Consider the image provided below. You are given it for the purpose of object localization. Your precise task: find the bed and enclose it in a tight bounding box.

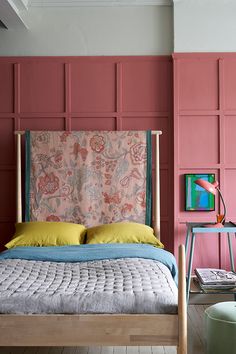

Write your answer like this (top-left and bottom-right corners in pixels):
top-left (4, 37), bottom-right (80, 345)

top-left (0, 131), bottom-right (186, 354)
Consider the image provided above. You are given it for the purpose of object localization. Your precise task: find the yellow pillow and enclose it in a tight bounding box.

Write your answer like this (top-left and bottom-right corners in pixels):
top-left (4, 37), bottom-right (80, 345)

top-left (86, 222), bottom-right (164, 248)
top-left (5, 221), bottom-right (86, 249)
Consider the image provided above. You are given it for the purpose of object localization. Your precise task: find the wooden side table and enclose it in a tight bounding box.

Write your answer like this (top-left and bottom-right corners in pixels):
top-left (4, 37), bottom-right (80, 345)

top-left (185, 222), bottom-right (236, 302)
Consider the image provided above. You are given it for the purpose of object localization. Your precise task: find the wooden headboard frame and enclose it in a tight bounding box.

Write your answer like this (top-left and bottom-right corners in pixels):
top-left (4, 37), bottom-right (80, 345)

top-left (14, 130), bottom-right (162, 239)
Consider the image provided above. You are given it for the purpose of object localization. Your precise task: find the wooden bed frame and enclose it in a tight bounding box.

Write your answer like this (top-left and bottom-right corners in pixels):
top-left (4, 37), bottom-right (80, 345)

top-left (0, 131), bottom-right (187, 354)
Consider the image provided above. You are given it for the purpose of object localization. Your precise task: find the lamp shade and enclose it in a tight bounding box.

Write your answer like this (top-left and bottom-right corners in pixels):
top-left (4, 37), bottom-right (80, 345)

top-left (194, 179), bottom-right (219, 195)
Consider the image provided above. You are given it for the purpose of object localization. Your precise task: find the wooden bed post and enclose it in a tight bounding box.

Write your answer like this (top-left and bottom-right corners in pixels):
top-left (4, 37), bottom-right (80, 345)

top-left (177, 244), bottom-right (187, 354)
top-left (16, 132), bottom-right (23, 223)
top-left (151, 130), bottom-right (162, 240)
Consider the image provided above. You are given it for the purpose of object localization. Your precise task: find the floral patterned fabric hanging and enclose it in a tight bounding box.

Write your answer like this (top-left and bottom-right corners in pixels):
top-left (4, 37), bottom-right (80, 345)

top-left (25, 131), bottom-right (152, 227)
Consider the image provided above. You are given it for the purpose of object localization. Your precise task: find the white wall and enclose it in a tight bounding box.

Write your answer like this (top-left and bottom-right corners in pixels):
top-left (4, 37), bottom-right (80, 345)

top-left (174, 0), bottom-right (236, 52)
top-left (0, 6), bottom-right (173, 55)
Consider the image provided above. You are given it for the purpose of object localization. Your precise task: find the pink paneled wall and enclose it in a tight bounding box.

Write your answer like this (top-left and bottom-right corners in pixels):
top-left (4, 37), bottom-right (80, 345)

top-left (2, 54), bottom-right (236, 266)
top-left (174, 53), bottom-right (236, 269)
top-left (0, 56), bottom-right (173, 251)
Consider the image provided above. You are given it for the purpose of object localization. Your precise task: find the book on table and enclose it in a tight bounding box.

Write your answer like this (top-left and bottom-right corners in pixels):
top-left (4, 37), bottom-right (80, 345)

top-left (194, 268), bottom-right (236, 290)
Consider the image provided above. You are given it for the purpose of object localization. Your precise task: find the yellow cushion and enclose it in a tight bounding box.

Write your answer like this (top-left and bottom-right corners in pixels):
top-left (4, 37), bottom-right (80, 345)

top-left (86, 222), bottom-right (164, 248)
top-left (5, 221), bottom-right (86, 249)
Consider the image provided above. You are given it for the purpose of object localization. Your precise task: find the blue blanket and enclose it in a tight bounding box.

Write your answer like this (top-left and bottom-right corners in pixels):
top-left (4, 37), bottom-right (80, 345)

top-left (0, 244), bottom-right (178, 284)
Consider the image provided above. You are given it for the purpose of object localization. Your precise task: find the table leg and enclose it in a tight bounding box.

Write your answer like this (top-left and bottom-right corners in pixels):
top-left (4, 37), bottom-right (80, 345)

top-left (229, 233), bottom-right (236, 301)
top-left (227, 233), bottom-right (235, 272)
top-left (185, 226), bottom-right (191, 257)
top-left (186, 233), bottom-right (196, 303)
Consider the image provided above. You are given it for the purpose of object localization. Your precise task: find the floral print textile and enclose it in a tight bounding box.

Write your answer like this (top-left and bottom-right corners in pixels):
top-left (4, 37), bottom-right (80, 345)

top-left (25, 131), bottom-right (152, 227)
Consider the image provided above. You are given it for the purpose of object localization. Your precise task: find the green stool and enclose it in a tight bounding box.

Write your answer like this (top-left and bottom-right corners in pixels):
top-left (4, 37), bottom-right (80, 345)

top-left (205, 302), bottom-right (236, 354)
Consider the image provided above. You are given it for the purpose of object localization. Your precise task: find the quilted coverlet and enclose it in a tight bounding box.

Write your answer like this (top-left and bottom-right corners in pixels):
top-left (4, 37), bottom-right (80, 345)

top-left (0, 258), bottom-right (177, 314)
top-left (0, 244), bottom-right (178, 314)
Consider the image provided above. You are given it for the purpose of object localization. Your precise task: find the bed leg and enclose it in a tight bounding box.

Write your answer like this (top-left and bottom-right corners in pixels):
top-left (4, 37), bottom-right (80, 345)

top-left (177, 244), bottom-right (187, 354)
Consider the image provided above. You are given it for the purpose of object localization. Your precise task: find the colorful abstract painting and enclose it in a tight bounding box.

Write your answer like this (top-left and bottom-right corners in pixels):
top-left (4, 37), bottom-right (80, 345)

top-left (185, 174), bottom-right (215, 211)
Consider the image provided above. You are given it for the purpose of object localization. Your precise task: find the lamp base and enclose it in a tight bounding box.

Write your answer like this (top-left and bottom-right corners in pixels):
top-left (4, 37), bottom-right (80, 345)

top-left (203, 222), bottom-right (224, 228)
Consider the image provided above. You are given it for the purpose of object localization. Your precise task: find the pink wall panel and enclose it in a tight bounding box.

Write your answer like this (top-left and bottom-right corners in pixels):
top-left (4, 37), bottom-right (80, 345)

top-left (0, 56), bottom-right (173, 251)
top-left (20, 62), bottom-right (65, 113)
top-left (121, 116), bottom-right (165, 130)
top-left (225, 116), bottom-right (236, 164)
top-left (174, 53), bottom-right (236, 270)
top-left (160, 169), bottom-right (169, 218)
top-left (20, 117), bottom-right (66, 130)
top-left (71, 117), bottom-right (116, 130)
top-left (0, 171), bottom-right (15, 218)
top-left (179, 116), bottom-right (219, 165)
top-left (0, 118), bottom-right (15, 165)
top-left (0, 223), bottom-right (15, 249)
top-left (224, 60), bottom-right (236, 110)
top-left (122, 60), bottom-right (171, 112)
top-left (71, 62), bottom-right (116, 113)
top-left (225, 169), bottom-right (236, 218)
top-left (0, 63), bottom-right (14, 113)
top-left (160, 222), bottom-right (169, 246)
top-left (178, 60), bottom-right (219, 111)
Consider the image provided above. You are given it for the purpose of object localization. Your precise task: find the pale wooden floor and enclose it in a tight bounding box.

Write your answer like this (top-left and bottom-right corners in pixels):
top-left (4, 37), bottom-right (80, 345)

top-left (0, 305), bottom-right (208, 354)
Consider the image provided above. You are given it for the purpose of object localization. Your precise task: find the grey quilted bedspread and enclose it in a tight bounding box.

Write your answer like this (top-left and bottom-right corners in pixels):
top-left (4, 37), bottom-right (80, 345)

top-left (0, 258), bottom-right (178, 314)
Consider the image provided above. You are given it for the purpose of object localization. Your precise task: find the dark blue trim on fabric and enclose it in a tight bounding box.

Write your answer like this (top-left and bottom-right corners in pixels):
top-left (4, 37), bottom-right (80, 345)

top-left (25, 130), bottom-right (31, 222)
top-left (145, 130), bottom-right (152, 226)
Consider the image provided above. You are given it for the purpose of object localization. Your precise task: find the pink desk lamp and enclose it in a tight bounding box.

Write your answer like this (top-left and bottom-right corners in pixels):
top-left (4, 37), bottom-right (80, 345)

top-left (194, 179), bottom-right (226, 228)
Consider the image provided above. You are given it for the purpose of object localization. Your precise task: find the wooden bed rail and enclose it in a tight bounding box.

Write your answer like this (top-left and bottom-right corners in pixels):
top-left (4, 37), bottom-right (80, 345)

top-left (14, 130), bottom-right (162, 240)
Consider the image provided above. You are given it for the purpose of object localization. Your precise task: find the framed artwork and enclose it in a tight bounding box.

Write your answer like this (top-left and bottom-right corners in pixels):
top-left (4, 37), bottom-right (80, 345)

top-left (185, 173), bottom-right (215, 211)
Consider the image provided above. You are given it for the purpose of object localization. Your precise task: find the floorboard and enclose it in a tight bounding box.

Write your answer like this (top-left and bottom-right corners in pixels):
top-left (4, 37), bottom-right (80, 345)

top-left (88, 348), bottom-right (102, 354)
top-left (151, 347), bottom-right (165, 354)
top-left (0, 305), bottom-right (207, 354)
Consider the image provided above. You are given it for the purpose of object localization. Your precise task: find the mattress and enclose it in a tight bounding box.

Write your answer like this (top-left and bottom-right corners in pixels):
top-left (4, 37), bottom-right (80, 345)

top-left (0, 257), bottom-right (178, 314)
